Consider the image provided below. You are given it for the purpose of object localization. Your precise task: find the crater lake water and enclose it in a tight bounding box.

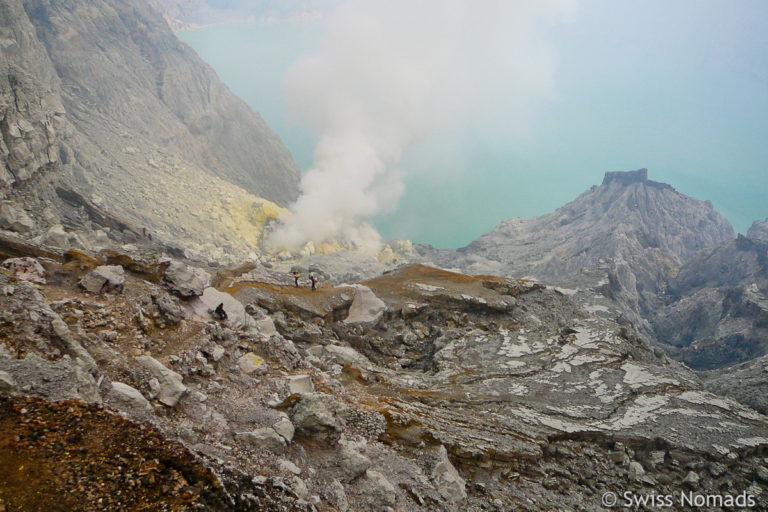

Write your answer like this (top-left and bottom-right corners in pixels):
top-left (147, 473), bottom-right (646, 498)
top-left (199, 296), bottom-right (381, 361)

top-left (178, 5), bottom-right (768, 249)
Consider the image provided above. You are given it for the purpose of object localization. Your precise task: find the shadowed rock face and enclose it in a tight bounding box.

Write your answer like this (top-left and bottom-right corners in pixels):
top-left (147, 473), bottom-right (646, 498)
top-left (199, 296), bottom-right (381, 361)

top-left (1, 0), bottom-right (300, 263)
top-left (0, 0), bottom-right (64, 195)
top-left (451, 170), bottom-right (734, 342)
top-left (20, 0), bottom-right (300, 206)
top-left (654, 235), bottom-right (768, 369)
top-left (748, 219), bottom-right (768, 242)
top-left (602, 167), bottom-right (650, 186)
top-left (704, 353), bottom-right (768, 415)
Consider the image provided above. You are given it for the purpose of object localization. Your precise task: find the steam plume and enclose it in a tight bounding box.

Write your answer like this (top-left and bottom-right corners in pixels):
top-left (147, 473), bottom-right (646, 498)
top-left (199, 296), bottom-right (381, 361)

top-left (270, 0), bottom-right (577, 251)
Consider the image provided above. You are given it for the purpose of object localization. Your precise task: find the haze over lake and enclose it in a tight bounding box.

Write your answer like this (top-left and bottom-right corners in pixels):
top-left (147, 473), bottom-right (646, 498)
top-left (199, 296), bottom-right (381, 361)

top-left (179, 0), bottom-right (768, 249)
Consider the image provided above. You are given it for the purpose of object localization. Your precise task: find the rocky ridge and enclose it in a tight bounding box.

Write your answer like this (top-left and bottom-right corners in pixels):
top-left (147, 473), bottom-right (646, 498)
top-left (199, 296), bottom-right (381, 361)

top-left (451, 169), bottom-right (734, 340)
top-left (747, 219), bottom-right (768, 242)
top-left (653, 233), bottom-right (768, 369)
top-left (0, 0), bottom-right (300, 265)
top-left (145, 0), bottom-right (323, 29)
top-left (3, 237), bottom-right (765, 511)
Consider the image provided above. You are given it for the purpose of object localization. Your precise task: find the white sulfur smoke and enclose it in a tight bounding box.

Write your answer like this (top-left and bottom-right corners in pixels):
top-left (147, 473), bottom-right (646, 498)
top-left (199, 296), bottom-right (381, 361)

top-left (269, 0), bottom-right (577, 252)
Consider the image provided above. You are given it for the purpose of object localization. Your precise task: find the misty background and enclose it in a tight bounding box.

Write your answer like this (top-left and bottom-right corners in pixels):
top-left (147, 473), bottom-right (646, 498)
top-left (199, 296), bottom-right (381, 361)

top-left (178, 0), bottom-right (768, 249)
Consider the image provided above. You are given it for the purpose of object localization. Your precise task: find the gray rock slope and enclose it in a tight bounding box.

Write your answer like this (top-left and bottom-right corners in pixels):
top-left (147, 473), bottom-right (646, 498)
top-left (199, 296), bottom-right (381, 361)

top-left (3, 249), bottom-right (768, 511)
top-left (447, 169), bottom-right (734, 341)
top-left (1, 0), bottom-right (300, 260)
top-left (747, 218), bottom-right (768, 242)
top-left (654, 231), bottom-right (768, 369)
top-left (146, 0), bottom-right (319, 29)
top-left (704, 353), bottom-right (768, 416)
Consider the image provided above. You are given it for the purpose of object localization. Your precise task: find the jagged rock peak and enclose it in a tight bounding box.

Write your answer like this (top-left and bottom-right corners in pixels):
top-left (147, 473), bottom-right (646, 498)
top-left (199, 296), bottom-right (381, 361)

top-left (602, 168), bottom-right (648, 185)
top-left (747, 218), bottom-right (768, 241)
top-left (601, 168), bottom-right (673, 191)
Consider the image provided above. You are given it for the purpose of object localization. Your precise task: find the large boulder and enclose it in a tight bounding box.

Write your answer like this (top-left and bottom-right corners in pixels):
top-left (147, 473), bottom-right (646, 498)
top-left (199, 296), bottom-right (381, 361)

top-left (79, 265), bottom-right (125, 293)
top-left (235, 428), bottom-right (286, 452)
top-left (163, 260), bottom-right (211, 297)
top-left (238, 352), bottom-right (266, 375)
top-left (0, 203), bottom-right (34, 233)
top-left (342, 284), bottom-right (386, 324)
top-left (189, 287), bottom-right (256, 331)
top-left (272, 415), bottom-right (295, 443)
top-left (430, 445), bottom-right (467, 506)
top-left (360, 470), bottom-right (397, 507)
top-left (109, 381), bottom-right (153, 413)
top-left (290, 392), bottom-right (343, 443)
top-left (284, 374), bottom-right (314, 395)
top-left (337, 439), bottom-right (371, 482)
top-left (152, 294), bottom-right (186, 325)
top-left (135, 356), bottom-right (187, 406)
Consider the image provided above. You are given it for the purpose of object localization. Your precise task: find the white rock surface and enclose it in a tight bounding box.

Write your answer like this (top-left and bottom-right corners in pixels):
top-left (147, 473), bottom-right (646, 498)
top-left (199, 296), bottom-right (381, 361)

top-left (109, 381), bottom-right (152, 412)
top-left (189, 287), bottom-right (256, 331)
top-left (135, 355), bottom-right (187, 406)
top-left (79, 265), bottom-right (125, 294)
top-left (285, 374), bottom-right (314, 395)
top-left (342, 284), bottom-right (386, 324)
top-left (163, 260), bottom-right (211, 297)
top-left (2, 257), bottom-right (46, 284)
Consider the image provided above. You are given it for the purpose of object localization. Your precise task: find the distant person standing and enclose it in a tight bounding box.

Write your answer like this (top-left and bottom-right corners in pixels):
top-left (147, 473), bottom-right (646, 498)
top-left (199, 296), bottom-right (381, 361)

top-left (309, 274), bottom-right (317, 291)
top-left (292, 270), bottom-right (301, 287)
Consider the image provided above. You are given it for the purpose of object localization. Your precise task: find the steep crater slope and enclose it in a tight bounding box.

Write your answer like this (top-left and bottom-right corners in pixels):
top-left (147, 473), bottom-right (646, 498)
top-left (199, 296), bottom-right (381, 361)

top-left (654, 233), bottom-right (768, 369)
top-left (452, 169), bottom-right (733, 340)
top-left (1, 0), bottom-right (300, 263)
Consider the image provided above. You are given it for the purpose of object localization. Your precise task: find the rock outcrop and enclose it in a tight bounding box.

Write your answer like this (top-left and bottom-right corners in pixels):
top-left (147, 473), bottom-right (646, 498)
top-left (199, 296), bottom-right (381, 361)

top-left (1, 0), bottom-right (300, 264)
top-left (135, 355), bottom-right (187, 407)
top-left (79, 265), bottom-right (126, 294)
top-left (2, 246), bottom-right (768, 511)
top-left (747, 218), bottom-right (768, 241)
top-left (455, 169), bottom-right (733, 336)
top-left (654, 234), bottom-right (768, 368)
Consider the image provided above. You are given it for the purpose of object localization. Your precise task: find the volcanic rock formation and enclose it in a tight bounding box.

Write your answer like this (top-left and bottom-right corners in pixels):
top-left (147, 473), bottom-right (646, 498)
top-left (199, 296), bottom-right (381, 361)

top-left (0, 0), bottom-right (300, 264)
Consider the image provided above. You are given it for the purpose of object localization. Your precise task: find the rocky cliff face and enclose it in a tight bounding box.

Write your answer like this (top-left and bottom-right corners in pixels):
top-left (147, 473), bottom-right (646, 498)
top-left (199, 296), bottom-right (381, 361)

top-left (747, 218), bottom-right (768, 241)
top-left (0, 0), bottom-right (65, 195)
top-left (28, 0), bottom-right (300, 205)
top-left (0, 0), bottom-right (300, 264)
top-left (451, 169), bottom-right (734, 340)
top-left (654, 233), bottom-right (768, 369)
top-left (145, 0), bottom-right (321, 29)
